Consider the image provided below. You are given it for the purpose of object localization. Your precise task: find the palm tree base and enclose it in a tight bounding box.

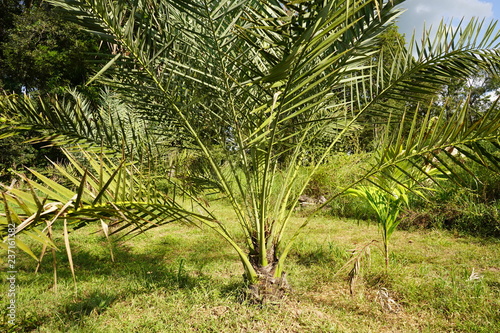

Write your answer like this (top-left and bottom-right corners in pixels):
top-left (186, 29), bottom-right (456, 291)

top-left (247, 272), bottom-right (290, 304)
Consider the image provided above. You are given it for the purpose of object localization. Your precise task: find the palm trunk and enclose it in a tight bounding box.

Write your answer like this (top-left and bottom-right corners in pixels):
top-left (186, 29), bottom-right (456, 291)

top-left (246, 245), bottom-right (290, 303)
top-left (218, 228), bottom-right (290, 303)
top-left (384, 240), bottom-right (389, 272)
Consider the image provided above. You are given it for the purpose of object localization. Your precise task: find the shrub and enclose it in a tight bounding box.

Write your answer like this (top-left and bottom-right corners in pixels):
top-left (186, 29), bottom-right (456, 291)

top-left (303, 152), bottom-right (375, 219)
top-left (401, 161), bottom-right (500, 237)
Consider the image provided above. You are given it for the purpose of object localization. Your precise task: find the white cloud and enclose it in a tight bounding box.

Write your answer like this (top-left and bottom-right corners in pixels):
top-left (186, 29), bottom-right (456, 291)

top-left (414, 5), bottom-right (431, 14)
top-left (396, 0), bottom-right (494, 40)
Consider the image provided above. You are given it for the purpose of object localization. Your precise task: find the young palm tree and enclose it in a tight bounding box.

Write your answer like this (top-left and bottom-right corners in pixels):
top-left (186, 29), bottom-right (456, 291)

top-left (2, 0), bottom-right (500, 301)
top-left (347, 145), bottom-right (446, 271)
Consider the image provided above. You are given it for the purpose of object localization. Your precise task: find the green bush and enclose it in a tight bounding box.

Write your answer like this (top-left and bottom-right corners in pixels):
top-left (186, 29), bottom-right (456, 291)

top-left (400, 160), bottom-right (500, 237)
top-left (301, 153), bottom-right (376, 219)
top-left (400, 202), bottom-right (500, 237)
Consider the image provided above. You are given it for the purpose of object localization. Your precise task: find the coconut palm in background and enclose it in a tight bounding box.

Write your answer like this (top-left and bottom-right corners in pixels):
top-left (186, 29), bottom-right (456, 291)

top-left (2, 0), bottom-right (500, 301)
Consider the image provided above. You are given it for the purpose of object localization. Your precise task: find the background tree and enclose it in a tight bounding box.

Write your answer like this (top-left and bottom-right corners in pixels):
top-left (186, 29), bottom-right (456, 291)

top-left (0, 2), bottom-right (101, 93)
top-left (437, 70), bottom-right (500, 120)
top-left (0, 1), bottom-right (107, 180)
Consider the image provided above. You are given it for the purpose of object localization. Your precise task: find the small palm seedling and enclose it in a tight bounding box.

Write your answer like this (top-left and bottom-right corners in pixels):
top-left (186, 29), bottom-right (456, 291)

top-left (347, 184), bottom-right (405, 271)
top-left (347, 130), bottom-right (447, 270)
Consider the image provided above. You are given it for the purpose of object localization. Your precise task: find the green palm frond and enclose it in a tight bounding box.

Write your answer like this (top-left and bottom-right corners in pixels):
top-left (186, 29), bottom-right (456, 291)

top-left (1, 144), bottom-right (256, 278)
top-left (1, 192), bottom-right (58, 262)
top-left (375, 97), bottom-right (500, 188)
top-left (0, 90), bottom-right (166, 159)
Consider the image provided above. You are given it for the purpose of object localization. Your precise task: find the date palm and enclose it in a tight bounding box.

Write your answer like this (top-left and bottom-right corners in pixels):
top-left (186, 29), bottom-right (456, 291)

top-left (2, 0), bottom-right (500, 301)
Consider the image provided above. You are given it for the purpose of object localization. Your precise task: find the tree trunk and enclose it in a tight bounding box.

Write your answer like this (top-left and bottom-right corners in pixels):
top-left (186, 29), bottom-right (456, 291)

top-left (247, 267), bottom-right (290, 304)
top-left (384, 240), bottom-right (389, 271)
top-left (246, 248), bottom-right (291, 303)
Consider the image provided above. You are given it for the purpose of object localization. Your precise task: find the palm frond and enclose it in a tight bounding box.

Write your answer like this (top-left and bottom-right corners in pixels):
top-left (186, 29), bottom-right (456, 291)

top-left (0, 90), bottom-right (166, 160)
top-left (377, 98), bottom-right (500, 188)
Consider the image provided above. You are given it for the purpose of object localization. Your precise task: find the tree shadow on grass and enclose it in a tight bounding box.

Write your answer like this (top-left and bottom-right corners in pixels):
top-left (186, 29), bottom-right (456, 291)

top-left (14, 229), bottom-right (248, 331)
top-left (34, 238), bottom-right (220, 290)
top-left (64, 291), bottom-right (118, 318)
top-left (290, 243), bottom-right (350, 267)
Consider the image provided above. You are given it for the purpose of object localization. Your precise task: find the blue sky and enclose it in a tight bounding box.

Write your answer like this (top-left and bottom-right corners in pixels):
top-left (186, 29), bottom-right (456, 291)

top-left (396, 0), bottom-right (500, 40)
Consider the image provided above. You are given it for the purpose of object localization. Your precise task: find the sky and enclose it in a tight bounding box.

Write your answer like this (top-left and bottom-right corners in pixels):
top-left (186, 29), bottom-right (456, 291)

top-left (396, 0), bottom-right (500, 41)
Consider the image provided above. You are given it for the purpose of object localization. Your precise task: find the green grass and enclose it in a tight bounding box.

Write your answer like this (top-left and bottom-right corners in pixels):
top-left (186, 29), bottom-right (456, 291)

top-left (1, 203), bottom-right (499, 332)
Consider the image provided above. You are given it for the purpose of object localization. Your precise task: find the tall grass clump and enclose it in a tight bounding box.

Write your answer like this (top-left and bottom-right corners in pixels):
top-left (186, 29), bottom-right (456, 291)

top-left (303, 153), bottom-right (376, 220)
top-left (401, 160), bottom-right (500, 237)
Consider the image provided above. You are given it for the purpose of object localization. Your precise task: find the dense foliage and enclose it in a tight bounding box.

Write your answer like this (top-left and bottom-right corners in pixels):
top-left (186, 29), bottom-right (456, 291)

top-left (0, 1), bottom-right (106, 179)
top-left (0, 2), bottom-right (100, 93)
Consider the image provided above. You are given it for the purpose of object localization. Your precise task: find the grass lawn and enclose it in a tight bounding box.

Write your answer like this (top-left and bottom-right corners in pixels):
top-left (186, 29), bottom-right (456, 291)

top-left (1, 203), bottom-right (499, 332)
